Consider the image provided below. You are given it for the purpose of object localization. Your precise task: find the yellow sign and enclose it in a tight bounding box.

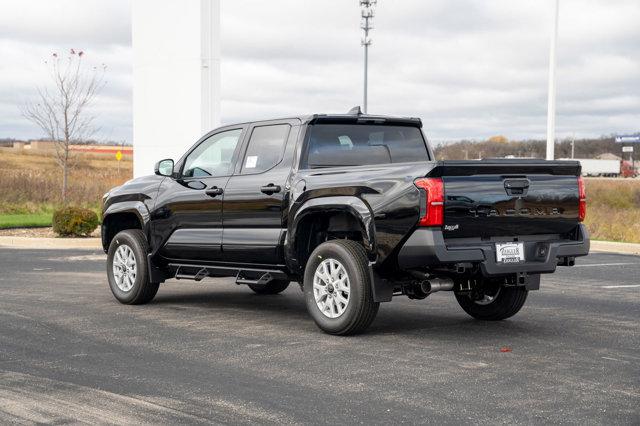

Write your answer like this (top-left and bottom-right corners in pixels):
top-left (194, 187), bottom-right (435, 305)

top-left (115, 150), bottom-right (122, 161)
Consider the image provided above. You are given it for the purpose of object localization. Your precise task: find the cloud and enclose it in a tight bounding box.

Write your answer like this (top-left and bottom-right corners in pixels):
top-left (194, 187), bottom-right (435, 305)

top-left (0, 0), bottom-right (131, 46)
top-left (0, 0), bottom-right (638, 143)
top-left (0, 0), bottom-right (132, 142)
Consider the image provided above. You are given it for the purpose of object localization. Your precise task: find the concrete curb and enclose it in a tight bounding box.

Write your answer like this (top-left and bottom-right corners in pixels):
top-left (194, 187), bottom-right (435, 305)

top-left (0, 236), bottom-right (102, 250)
top-left (590, 240), bottom-right (640, 256)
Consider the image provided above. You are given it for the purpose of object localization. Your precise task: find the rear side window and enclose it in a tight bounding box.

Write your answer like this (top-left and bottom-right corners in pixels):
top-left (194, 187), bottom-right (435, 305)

top-left (241, 124), bottom-right (291, 174)
top-left (302, 124), bottom-right (429, 169)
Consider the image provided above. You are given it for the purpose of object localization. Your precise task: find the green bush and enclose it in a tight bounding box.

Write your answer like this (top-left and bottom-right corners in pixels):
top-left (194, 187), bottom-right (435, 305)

top-left (52, 206), bottom-right (99, 237)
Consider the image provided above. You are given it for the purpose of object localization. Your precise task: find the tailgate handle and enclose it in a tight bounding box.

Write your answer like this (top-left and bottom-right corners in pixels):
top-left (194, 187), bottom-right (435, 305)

top-left (504, 179), bottom-right (530, 196)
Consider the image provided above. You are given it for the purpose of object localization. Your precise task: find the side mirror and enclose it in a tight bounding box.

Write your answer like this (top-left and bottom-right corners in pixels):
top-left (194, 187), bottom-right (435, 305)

top-left (154, 159), bottom-right (174, 177)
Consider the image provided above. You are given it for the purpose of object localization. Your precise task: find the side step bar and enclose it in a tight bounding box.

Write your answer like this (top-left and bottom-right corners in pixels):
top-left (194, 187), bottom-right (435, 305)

top-left (168, 263), bottom-right (289, 285)
top-left (236, 272), bottom-right (274, 286)
top-left (175, 267), bottom-right (210, 281)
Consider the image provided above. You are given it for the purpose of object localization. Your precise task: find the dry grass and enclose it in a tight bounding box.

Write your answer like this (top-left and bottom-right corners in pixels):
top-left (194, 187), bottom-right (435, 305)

top-left (0, 148), bottom-right (132, 215)
top-left (583, 179), bottom-right (640, 243)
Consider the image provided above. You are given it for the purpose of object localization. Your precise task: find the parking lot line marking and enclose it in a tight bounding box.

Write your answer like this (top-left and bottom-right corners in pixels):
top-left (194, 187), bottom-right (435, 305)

top-left (600, 285), bottom-right (640, 289)
top-left (574, 262), bottom-right (638, 267)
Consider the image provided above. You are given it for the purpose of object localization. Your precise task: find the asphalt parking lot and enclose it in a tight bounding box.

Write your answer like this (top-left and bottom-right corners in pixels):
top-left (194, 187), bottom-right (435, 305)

top-left (0, 248), bottom-right (638, 424)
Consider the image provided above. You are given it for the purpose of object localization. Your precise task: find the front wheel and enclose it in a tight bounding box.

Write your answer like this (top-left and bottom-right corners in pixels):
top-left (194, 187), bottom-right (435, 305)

top-left (303, 240), bottom-right (379, 335)
top-left (107, 229), bottom-right (159, 305)
top-left (455, 284), bottom-right (528, 321)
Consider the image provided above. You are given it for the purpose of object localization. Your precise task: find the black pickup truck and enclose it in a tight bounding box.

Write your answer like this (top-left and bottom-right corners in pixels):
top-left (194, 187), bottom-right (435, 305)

top-left (102, 110), bottom-right (589, 335)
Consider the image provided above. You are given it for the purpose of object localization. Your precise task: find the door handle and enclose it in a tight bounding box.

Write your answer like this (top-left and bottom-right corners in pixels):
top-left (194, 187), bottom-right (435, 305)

top-left (205, 186), bottom-right (224, 197)
top-left (260, 183), bottom-right (281, 195)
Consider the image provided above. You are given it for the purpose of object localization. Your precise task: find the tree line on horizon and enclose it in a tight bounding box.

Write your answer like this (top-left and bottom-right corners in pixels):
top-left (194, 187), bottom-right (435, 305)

top-left (433, 135), bottom-right (637, 160)
top-left (3, 134), bottom-right (634, 160)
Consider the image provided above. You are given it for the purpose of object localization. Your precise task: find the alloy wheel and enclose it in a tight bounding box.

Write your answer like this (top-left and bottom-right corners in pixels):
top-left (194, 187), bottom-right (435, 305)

top-left (313, 258), bottom-right (351, 318)
top-left (112, 244), bottom-right (137, 292)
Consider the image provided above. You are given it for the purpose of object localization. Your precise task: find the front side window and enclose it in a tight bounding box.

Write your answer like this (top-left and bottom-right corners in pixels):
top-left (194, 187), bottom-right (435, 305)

top-left (182, 129), bottom-right (242, 178)
top-left (241, 124), bottom-right (291, 174)
top-left (302, 124), bottom-right (429, 169)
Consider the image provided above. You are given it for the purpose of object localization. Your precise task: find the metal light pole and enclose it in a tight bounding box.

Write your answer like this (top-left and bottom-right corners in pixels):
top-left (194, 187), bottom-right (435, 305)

top-left (360, 0), bottom-right (376, 114)
top-left (546, 0), bottom-right (559, 160)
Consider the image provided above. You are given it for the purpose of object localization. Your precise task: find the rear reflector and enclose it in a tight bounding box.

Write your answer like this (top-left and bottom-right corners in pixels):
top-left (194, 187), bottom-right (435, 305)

top-left (577, 176), bottom-right (586, 222)
top-left (414, 177), bottom-right (444, 226)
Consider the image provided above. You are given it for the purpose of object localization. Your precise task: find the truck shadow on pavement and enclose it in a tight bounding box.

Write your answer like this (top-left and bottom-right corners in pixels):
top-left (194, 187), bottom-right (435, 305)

top-left (151, 288), bottom-right (309, 317)
top-left (148, 287), bottom-right (541, 338)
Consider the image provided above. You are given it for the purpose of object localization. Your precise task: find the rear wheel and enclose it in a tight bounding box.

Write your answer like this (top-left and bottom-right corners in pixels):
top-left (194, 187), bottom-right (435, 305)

top-left (107, 229), bottom-right (159, 305)
top-left (303, 240), bottom-right (379, 335)
top-left (248, 280), bottom-right (290, 295)
top-left (455, 283), bottom-right (528, 320)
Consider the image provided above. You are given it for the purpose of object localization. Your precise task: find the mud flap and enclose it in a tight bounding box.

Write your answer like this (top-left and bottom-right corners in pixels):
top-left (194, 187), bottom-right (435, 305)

top-left (369, 263), bottom-right (393, 302)
top-left (147, 254), bottom-right (167, 284)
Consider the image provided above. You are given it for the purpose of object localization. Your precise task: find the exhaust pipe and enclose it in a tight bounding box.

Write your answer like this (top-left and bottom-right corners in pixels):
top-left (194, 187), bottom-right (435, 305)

top-left (420, 278), bottom-right (454, 294)
top-left (405, 278), bottom-right (455, 299)
top-left (407, 271), bottom-right (454, 297)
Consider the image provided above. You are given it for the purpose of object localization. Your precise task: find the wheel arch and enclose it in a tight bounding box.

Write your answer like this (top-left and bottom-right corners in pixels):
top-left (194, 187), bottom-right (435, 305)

top-left (101, 202), bottom-right (149, 252)
top-left (287, 196), bottom-right (376, 274)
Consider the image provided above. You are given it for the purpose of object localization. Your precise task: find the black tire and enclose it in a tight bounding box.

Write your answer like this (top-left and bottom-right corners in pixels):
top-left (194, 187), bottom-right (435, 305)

top-left (455, 285), bottom-right (528, 321)
top-left (248, 280), bottom-right (290, 295)
top-left (107, 229), bottom-right (159, 305)
top-left (303, 240), bottom-right (379, 335)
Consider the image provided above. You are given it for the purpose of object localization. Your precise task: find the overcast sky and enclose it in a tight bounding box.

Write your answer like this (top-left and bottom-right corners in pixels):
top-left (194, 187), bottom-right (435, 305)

top-left (0, 0), bottom-right (638, 143)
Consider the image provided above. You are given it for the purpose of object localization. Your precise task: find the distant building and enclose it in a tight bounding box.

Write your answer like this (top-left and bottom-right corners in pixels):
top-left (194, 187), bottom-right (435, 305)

top-left (17, 140), bottom-right (133, 155)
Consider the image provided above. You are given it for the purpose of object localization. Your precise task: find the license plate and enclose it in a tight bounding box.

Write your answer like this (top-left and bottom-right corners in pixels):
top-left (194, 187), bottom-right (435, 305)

top-left (495, 242), bottom-right (525, 263)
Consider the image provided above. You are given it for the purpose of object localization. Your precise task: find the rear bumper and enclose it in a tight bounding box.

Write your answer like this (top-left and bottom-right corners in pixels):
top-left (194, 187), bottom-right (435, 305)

top-left (397, 224), bottom-right (590, 276)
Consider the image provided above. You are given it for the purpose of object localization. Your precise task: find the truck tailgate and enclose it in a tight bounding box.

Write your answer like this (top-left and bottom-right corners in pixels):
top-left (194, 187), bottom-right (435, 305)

top-left (427, 160), bottom-right (582, 239)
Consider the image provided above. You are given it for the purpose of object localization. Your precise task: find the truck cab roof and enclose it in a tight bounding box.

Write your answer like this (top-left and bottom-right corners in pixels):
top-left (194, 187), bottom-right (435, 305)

top-left (221, 111), bottom-right (423, 129)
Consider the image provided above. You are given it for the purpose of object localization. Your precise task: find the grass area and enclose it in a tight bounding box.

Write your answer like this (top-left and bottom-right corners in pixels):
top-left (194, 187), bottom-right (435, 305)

top-left (0, 212), bottom-right (53, 229)
top-left (0, 148), bottom-right (131, 216)
top-left (0, 148), bottom-right (129, 232)
top-left (583, 179), bottom-right (640, 243)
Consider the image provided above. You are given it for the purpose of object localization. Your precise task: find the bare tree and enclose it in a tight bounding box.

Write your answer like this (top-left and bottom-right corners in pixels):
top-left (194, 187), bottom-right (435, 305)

top-left (22, 49), bottom-right (105, 203)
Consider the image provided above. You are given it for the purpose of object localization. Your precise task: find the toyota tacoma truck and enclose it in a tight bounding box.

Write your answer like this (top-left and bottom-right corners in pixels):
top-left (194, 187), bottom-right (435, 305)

top-left (102, 109), bottom-right (589, 335)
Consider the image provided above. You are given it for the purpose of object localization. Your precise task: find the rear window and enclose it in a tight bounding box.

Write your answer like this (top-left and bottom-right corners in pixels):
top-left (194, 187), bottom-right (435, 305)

top-left (241, 124), bottom-right (290, 174)
top-left (302, 124), bottom-right (429, 168)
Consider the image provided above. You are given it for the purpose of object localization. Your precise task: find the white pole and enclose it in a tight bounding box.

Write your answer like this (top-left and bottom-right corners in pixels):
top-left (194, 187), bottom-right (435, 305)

top-left (363, 41), bottom-right (368, 113)
top-left (571, 137), bottom-right (575, 159)
top-left (360, 1), bottom-right (375, 114)
top-left (546, 0), bottom-right (559, 160)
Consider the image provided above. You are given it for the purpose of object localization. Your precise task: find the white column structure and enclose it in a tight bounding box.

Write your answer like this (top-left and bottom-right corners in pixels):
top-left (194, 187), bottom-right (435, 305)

top-left (132, 0), bottom-right (221, 177)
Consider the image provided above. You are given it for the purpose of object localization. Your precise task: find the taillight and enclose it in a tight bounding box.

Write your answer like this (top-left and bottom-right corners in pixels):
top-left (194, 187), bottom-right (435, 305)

top-left (577, 176), bottom-right (586, 222)
top-left (414, 177), bottom-right (444, 226)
